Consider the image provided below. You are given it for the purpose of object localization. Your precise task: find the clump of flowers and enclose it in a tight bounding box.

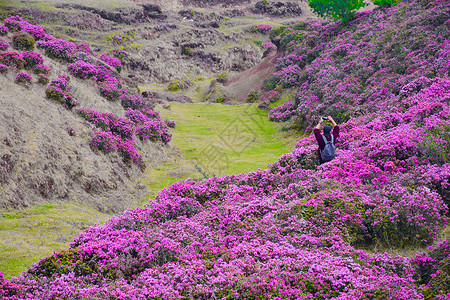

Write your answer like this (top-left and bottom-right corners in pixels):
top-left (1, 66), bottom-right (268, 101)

top-left (99, 54), bottom-right (122, 73)
top-left (258, 24), bottom-right (272, 34)
top-left (45, 77), bottom-right (78, 109)
top-left (37, 38), bottom-right (90, 63)
top-left (98, 82), bottom-right (123, 101)
top-left (246, 89), bottom-right (259, 103)
top-left (12, 31), bottom-right (35, 50)
top-left (261, 41), bottom-right (275, 49)
top-left (0, 51), bottom-right (24, 69)
top-left (0, 26), bottom-right (8, 36)
top-left (0, 39), bottom-right (9, 50)
top-left (90, 130), bottom-right (117, 153)
top-left (3, 15), bottom-right (23, 32)
top-left (14, 71), bottom-right (32, 86)
top-left (36, 74), bottom-right (49, 85)
top-left (20, 23), bottom-right (46, 41)
top-left (67, 60), bottom-right (111, 82)
top-left (165, 119), bottom-right (176, 128)
top-left (21, 51), bottom-right (43, 69)
top-left (32, 63), bottom-right (52, 75)
top-left (0, 64), bottom-right (8, 74)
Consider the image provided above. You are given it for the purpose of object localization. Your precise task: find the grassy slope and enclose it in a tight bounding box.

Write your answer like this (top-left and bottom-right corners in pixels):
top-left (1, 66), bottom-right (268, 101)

top-left (141, 102), bottom-right (301, 203)
top-left (0, 203), bottom-right (110, 279)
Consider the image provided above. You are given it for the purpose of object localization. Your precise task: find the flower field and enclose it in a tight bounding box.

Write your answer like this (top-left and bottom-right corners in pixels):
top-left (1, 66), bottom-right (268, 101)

top-left (1, 0), bottom-right (450, 299)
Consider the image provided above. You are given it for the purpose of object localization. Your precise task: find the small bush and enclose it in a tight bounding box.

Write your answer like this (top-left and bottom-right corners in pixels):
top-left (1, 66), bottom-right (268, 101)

top-left (246, 89), bottom-right (259, 103)
top-left (45, 86), bottom-right (65, 102)
top-left (0, 26), bottom-right (9, 36)
top-left (21, 23), bottom-right (46, 41)
top-left (90, 131), bottom-right (117, 153)
top-left (0, 64), bottom-right (8, 74)
top-left (0, 51), bottom-right (24, 69)
top-left (168, 80), bottom-right (182, 91)
top-left (258, 24), bottom-right (272, 34)
top-left (12, 31), bottom-right (35, 50)
top-left (99, 54), bottom-right (122, 73)
top-left (49, 77), bottom-right (69, 91)
top-left (66, 126), bottom-right (76, 136)
top-left (98, 82), bottom-right (123, 101)
top-left (4, 16), bottom-right (23, 32)
top-left (0, 39), bottom-right (9, 50)
top-left (62, 94), bottom-right (79, 109)
top-left (37, 74), bottom-right (49, 85)
top-left (32, 63), bottom-right (52, 75)
top-left (58, 74), bottom-right (70, 82)
top-left (14, 72), bottom-right (32, 85)
top-left (22, 51), bottom-right (43, 69)
top-left (166, 119), bottom-right (177, 128)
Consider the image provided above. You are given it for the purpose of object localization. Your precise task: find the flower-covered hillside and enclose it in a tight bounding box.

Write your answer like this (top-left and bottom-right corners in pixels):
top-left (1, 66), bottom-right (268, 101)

top-left (0, 15), bottom-right (175, 212)
top-left (1, 0), bottom-right (450, 299)
top-left (269, 0), bottom-right (449, 128)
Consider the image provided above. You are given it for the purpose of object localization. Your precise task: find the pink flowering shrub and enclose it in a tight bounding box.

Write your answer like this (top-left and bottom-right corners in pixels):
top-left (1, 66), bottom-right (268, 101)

top-left (99, 54), bottom-right (122, 73)
top-left (116, 138), bottom-right (145, 170)
top-left (76, 108), bottom-right (133, 140)
top-left (90, 130), bottom-right (117, 153)
top-left (67, 60), bottom-right (112, 82)
top-left (14, 72), bottom-right (32, 85)
top-left (411, 240), bottom-right (450, 299)
top-left (37, 38), bottom-right (90, 62)
top-left (261, 41), bottom-right (275, 49)
top-left (3, 15), bottom-right (23, 32)
top-left (98, 82), bottom-right (123, 101)
top-left (20, 23), bottom-right (46, 41)
top-left (0, 39), bottom-right (9, 51)
top-left (0, 64), bottom-right (8, 73)
top-left (136, 120), bottom-right (172, 144)
top-left (36, 74), bottom-right (49, 85)
top-left (165, 119), bottom-right (176, 128)
top-left (32, 63), bottom-right (51, 75)
top-left (45, 77), bottom-right (79, 109)
top-left (0, 26), bottom-right (8, 36)
top-left (0, 51), bottom-right (24, 69)
top-left (258, 24), bottom-right (272, 34)
top-left (21, 51), bottom-right (43, 69)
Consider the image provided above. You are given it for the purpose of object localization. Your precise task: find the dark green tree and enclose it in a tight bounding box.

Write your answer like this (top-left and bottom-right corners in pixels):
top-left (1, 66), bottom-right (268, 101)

top-left (308, 0), bottom-right (368, 22)
top-left (372, 0), bottom-right (401, 7)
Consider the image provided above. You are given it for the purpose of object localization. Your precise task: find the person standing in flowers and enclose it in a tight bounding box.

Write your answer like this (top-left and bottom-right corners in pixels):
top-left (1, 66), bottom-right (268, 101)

top-left (314, 115), bottom-right (339, 164)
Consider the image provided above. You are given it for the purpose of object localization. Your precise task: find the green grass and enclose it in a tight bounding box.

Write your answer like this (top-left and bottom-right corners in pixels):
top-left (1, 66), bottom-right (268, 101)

top-left (140, 103), bottom-right (300, 204)
top-left (0, 203), bottom-right (110, 279)
top-left (164, 103), bottom-right (300, 175)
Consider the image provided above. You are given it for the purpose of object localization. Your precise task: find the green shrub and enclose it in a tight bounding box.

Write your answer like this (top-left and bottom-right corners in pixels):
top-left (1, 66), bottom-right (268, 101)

top-left (168, 80), bottom-right (181, 91)
top-left (37, 74), bottom-right (49, 85)
top-left (246, 89), bottom-right (259, 103)
top-left (308, 0), bottom-right (368, 22)
top-left (183, 47), bottom-right (191, 55)
top-left (12, 31), bottom-right (35, 50)
top-left (263, 75), bottom-right (281, 91)
top-left (372, 0), bottom-right (402, 7)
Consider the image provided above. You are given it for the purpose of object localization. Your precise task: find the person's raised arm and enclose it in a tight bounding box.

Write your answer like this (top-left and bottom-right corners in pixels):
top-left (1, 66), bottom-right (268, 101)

top-left (328, 116), bottom-right (337, 127)
top-left (314, 119), bottom-right (323, 130)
